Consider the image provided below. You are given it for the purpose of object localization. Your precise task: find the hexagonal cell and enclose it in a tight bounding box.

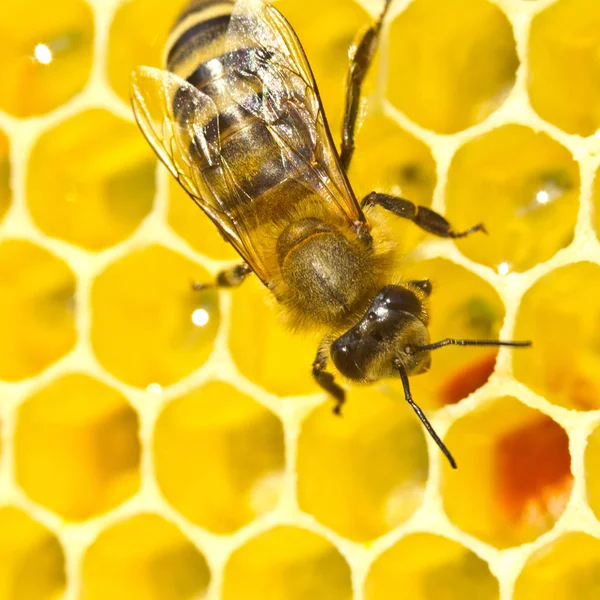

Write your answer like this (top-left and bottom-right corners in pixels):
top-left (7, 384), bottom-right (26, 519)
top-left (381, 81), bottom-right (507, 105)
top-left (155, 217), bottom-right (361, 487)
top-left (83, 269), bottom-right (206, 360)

top-left (514, 262), bottom-right (600, 410)
top-left (27, 109), bottom-right (156, 251)
top-left (514, 533), bottom-right (600, 599)
top-left (397, 258), bottom-right (507, 409)
top-left (81, 513), bottom-right (210, 600)
top-left (91, 244), bottom-right (220, 389)
top-left (528, 0), bottom-right (600, 136)
top-left (0, 506), bottom-right (65, 599)
top-left (0, 129), bottom-right (10, 224)
top-left (0, 0), bottom-right (93, 117)
top-left (365, 533), bottom-right (499, 600)
top-left (0, 240), bottom-right (76, 381)
top-left (222, 526), bottom-right (351, 600)
top-left (442, 397), bottom-right (572, 548)
top-left (349, 111), bottom-right (437, 256)
top-left (154, 380), bottom-right (284, 533)
top-left (584, 423), bottom-right (600, 521)
top-left (230, 277), bottom-right (319, 396)
top-left (108, 0), bottom-right (189, 103)
top-left (168, 179), bottom-right (239, 261)
top-left (446, 125), bottom-right (579, 273)
top-left (387, 0), bottom-right (518, 134)
top-left (297, 387), bottom-right (428, 542)
top-left (14, 373), bottom-right (140, 521)
top-left (277, 0), bottom-right (371, 145)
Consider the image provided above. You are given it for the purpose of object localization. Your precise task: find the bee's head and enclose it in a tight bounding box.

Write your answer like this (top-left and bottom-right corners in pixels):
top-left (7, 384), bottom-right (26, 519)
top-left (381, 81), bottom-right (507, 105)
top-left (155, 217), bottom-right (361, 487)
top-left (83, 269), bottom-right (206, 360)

top-left (331, 283), bottom-right (432, 382)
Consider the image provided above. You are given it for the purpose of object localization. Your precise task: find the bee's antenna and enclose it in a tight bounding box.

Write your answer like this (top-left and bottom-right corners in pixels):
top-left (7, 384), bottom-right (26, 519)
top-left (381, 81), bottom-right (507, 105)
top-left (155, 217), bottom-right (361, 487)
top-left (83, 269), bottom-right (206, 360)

top-left (412, 338), bottom-right (532, 352)
top-left (395, 361), bottom-right (457, 469)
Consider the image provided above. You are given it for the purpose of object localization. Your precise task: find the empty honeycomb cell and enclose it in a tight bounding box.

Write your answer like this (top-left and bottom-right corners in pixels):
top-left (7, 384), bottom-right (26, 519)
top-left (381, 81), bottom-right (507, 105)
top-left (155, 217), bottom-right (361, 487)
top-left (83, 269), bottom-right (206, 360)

top-left (0, 0), bottom-right (93, 117)
top-left (167, 179), bottom-right (239, 261)
top-left (0, 239), bottom-right (76, 381)
top-left (514, 262), bottom-right (600, 410)
top-left (81, 513), bottom-right (210, 600)
top-left (14, 373), bottom-right (140, 521)
top-left (387, 0), bottom-right (518, 134)
top-left (397, 258), bottom-right (506, 409)
top-left (584, 424), bottom-right (600, 520)
top-left (91, 244), bottom-right (220, 389)
top-left (230, 277), bottom-right (319, 396)
top-left (349, 111), bottom-right (437, 256)
top-left (0, 506), bottom-right (65, 599)
top-left (276, 0), bottom-right (370, 145)
top-left (297, 387), bottom-right (428, 542)
top-left (514, 532), bottom-right (600, 599)
top-left (0, 129), bottom-right (10, 224)
top-left (154, 380), bottom-right (284, 534)
top-left (27, 109), bottom-right (156, 251)
top-left (528, 0), bottom-right (600, 136)
top-left (108, 0), bottom-right (189, 103)
top-left (442, 396), bottom-right (572, 548)
top-left (365, 533), bottom-right (499, 600)
top-left (222, 525), bottom-right (351, 600)
top-left (445, 125), bottom-right (579, 273)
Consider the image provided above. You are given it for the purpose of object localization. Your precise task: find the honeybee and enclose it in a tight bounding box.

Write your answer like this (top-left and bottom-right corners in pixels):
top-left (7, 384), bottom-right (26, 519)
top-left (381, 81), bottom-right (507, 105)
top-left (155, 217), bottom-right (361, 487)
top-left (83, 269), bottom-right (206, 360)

top-left (131, 0), bottom-right (530, 468)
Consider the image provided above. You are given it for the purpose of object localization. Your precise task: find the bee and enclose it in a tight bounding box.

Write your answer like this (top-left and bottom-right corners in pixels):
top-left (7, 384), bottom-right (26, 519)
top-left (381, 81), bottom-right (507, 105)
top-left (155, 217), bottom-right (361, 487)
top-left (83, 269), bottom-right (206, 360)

top-left (131, 0), bottom-right (531, 468)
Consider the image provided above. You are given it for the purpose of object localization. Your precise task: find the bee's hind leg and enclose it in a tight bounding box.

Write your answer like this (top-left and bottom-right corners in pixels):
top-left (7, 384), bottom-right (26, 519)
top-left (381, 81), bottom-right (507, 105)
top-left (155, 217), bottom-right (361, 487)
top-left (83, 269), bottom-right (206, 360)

top-left (312, 344), bottom-right (346, 416)
top-left (361, 192), bottom-right (487, 239)
top-left (192, 262), bottom-right (252, 290)
top-left (339, 0), bottom-right (393, 172)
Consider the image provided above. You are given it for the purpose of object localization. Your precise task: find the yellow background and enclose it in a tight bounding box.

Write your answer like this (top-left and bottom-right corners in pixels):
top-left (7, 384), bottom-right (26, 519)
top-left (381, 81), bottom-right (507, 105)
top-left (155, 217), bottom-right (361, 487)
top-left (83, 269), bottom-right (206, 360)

top-left (1, 0), bottom-right (600, 598)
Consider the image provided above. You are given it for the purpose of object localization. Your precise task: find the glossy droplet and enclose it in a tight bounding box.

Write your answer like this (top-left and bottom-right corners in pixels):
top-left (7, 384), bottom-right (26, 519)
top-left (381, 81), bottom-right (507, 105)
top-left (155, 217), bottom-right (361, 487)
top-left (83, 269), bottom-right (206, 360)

top-left (91, 245), bottom-right (220, 388)
top-left (0, 0), bottom-right (93, 116)
top-left (446, 125), bottom-right (579, 272)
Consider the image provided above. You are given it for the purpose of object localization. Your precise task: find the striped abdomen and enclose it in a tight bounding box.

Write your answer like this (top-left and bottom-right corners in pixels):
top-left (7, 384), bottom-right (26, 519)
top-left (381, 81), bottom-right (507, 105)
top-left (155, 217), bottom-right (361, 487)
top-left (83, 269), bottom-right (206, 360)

top-left (165, 0), bottom-right (234, 78)
top-left (164, 0), bottom-right (319, 229)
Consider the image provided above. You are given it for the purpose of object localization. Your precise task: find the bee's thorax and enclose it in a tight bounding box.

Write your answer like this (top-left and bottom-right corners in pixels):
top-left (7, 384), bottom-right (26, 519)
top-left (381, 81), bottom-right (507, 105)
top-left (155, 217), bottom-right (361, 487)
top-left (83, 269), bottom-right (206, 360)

top-left (277, 218), bottom-right (380, 327)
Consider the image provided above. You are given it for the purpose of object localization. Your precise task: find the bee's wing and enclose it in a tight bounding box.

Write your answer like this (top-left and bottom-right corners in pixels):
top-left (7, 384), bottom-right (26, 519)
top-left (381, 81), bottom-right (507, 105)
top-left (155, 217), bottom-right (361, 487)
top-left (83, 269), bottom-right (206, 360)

top-left (131, 65), bottom-right (270, 284)
top-left (223, 0), bottom-right (365, 225)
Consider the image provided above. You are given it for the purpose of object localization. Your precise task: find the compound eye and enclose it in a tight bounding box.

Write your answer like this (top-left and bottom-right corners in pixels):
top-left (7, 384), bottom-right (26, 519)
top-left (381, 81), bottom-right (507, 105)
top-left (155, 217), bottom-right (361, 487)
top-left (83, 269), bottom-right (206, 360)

top-left (331, 335), bottom-right (363, 380)
top-left (383, 286), bottom-right (422, 316)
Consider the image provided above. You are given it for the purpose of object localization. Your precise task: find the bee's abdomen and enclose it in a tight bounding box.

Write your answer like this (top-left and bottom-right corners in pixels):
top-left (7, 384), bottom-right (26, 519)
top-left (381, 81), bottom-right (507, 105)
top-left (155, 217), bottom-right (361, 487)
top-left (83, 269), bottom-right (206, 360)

top-left (165, 0), bottom-right (234, 79)
top-left (166, 1), bottom-right (314, 225)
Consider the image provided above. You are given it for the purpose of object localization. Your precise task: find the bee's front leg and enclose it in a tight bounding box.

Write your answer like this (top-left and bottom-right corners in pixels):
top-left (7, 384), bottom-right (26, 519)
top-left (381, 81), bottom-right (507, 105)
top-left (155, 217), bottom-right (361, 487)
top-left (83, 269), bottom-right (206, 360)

top-left (312, 344), bottom-right (346, 416)
top-left (192, 262), bottom-right (252, 291)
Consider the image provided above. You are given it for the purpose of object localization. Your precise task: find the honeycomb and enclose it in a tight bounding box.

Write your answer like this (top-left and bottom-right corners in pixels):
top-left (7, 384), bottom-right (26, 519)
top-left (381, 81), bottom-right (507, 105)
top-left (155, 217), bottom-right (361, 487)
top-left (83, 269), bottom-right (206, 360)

top-left (1, 0), bottom-right (600, 597)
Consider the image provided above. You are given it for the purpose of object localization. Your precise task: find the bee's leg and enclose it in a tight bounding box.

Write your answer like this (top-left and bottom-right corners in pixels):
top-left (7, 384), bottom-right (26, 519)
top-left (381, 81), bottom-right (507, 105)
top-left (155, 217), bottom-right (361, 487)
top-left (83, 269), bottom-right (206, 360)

top-left (361, 192), bottom-right (486, 239)
top-left (192, 262), bottom-right (252, 290)
top-left (340, 0), bottom-right (392, 172)
top-left (312, 345), bottom-right (346, 416)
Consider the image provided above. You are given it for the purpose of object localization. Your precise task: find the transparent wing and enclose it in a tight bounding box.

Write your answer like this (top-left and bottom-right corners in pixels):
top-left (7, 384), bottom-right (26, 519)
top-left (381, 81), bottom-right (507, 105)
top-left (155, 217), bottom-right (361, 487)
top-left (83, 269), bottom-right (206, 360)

top-left (223, 0), bottom-right (365, 225)
top-left (131, 65), bottom-right (271, 284)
